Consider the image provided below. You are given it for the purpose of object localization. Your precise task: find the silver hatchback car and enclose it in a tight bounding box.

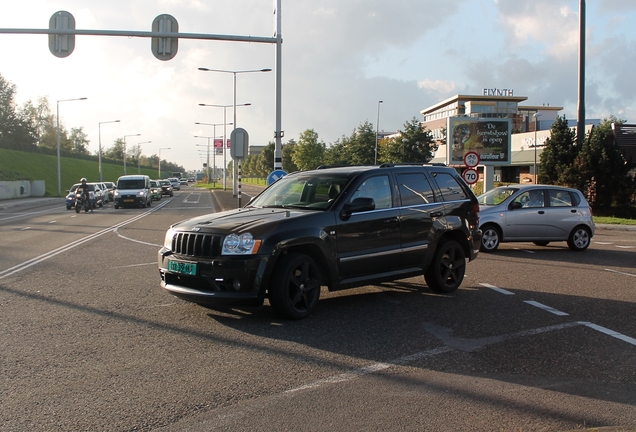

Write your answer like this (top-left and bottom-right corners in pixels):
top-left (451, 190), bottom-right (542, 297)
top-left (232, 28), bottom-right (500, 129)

top-left (477, 184), bottom-right (595, 252)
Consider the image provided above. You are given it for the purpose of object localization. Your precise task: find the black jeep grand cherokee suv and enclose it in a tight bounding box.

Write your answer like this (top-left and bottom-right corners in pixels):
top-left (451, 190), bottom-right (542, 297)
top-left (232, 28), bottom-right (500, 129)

top-left (159, 164), bottom-right (481, 319)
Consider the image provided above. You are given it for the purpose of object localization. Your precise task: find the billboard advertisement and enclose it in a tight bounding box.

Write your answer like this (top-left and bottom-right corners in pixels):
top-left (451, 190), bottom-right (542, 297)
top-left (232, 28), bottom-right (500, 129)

top-left (447, 117), bottom-right (511, 165)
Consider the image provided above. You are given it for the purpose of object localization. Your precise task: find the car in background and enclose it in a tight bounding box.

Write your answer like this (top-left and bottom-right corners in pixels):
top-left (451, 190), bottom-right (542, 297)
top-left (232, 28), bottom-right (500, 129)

top-left (180, 178), bottom-right (188, 187)
top-left (114, 175), bottom-right (151, 209)
top-left (150, 180), bottom-right (162, 201)
top-left (159, 180), bottom-right (173, 197)
top-left (95, 182), bottom-right (110, 204)
top-left (477, 184), bottom-right (595, 252)
top-left (103, 181), bottom-right (116, 201)
top-left (168, 177), bottom-right (180, 191)
top-left (87, 183), bottom-right (105, 208)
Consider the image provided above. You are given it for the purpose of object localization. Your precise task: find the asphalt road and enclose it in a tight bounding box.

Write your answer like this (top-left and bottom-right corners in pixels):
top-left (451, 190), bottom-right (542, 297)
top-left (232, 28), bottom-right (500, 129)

top-left (1, 187), bottom-right (635, 431)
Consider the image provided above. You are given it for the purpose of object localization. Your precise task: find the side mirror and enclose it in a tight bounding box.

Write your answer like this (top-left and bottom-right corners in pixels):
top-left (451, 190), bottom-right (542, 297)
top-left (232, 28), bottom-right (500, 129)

top-left (510, 201), bottom-right (522, 210)
top-left (340, 197), bottom-right (375, 220)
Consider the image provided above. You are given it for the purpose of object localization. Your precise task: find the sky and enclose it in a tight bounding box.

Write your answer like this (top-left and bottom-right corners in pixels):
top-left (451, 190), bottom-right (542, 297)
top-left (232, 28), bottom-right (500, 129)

top-left (2, 0), bottom-right (636, 173)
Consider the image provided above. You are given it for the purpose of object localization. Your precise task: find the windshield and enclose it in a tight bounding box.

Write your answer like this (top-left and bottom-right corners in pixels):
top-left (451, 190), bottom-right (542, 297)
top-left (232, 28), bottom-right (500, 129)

top-left (118, 179), bottom-right (146, 189)
top-left (247, 173), bottom-right (351, 210)
top-left (477, 187), bottom-right (518, 205)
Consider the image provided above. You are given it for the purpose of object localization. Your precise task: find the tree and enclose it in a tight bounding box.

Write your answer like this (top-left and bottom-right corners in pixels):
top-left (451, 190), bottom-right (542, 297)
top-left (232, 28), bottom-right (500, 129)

top-left (324, 121), bottom-right (376, 166)
top-left (104, 138), bottom-right (125, 161)
top-left (538, 115), bottom-right (578, 185)
top-left (282, 139), bottom-right (298, 173)
top-left (292, 130), bottom-right (325, 170)
top-left (574, 116), bottom-right (632, 207)
top-left (69, 127), bottom-right (90, 155)
top-left (379, 117), bottom-right (437, 164)
top-left (0, 73), bottom-right (38, 151)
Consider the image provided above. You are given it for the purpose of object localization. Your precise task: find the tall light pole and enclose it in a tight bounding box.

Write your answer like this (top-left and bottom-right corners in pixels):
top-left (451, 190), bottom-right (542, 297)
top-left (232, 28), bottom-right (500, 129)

top-left (199, 103), bottom-right (250, 193)
top-left (533, 113), bottom-right (542, 184)
top-left (158, 147), bottom-right (171, 179)
top-left (98, 119), bottom-right (120, 182)
top-left (137, 141), bottom-right (151, 174)
top-left (196, 122), bottom-right (233, 185)
top-left (56, 97), bottom-right (87, 196)
top-left (577, 0), bottom-right (586, 147)
top-left (198, 67), bottom-right (271, 195)
top-left (122, 134), bottom-right (141, 175)
top-left (195, 136), bottom-right (213, 184)
top-left (375, 100), bottom-right (383, 165)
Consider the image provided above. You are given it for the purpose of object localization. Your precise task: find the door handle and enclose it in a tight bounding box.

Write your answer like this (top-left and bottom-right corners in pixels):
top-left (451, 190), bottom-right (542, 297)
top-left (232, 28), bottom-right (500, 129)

top-left (538, 211), bottom-right (545, 214)
top-left (383, 218), bottom-right (399, 224)
top-left (430, 211), bottom-right (443, 218)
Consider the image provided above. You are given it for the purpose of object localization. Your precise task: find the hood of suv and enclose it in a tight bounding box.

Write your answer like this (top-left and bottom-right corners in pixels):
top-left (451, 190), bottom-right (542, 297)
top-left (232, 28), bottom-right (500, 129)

top-left (173, 207), bottom-right (326, 234)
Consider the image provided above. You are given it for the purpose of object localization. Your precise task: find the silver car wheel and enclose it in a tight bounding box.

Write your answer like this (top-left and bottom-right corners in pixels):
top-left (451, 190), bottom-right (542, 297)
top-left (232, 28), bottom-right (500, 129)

top-left (568, 227), bottom-right (591, 251)
top-left (481, 225), bottom-right (500, 252)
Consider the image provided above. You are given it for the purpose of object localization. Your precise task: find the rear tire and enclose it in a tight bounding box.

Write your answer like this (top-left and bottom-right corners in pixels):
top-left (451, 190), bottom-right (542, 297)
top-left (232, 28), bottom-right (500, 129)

top-left (269, 253), bottom-right (321, 320)
top-left (567, 226), bottom-right (591, 251)
top-left (425, 239), bottom-right (466, 293)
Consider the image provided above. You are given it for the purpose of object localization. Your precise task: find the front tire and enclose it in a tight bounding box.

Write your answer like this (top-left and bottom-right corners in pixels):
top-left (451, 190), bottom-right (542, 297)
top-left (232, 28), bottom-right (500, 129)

top-left (425, 239), bottom-right (466, 293)
top-left (480, 224), bottom-right (501, 252)
top-left (567, 226), bottom-right (591, 251)
top-left (269, 253), bottom-right (321, 320)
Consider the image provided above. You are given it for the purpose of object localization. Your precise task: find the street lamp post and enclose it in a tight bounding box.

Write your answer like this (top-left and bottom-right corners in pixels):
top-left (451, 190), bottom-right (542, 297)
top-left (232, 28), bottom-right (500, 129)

top-left (195, 136), bottom-right (213, 184)
top-left (98, 119), bottom-right (120, 182)
top-left (375, 100), bottom-right (383, 165)
top-left (198, 67), bottom-right (271, 197)
top-left (196, 122), bottom-right (233, 186)
top-left (137, 141), bottom-right (151, 174)
top-left (158, 147), bottom-right (171, 179)
top-left (56, 97), bottom-right (87, 196)
top-left (199, 103), bottom-right (250, 192)
top-left (533, 113), bottom-right (542, 184)
top-left (123, 133), bottom-right (141, 175)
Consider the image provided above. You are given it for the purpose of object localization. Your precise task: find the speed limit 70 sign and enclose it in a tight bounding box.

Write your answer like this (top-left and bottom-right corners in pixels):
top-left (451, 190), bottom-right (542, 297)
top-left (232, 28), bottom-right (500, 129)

top-left (462, 168), bottom-right (479, 185)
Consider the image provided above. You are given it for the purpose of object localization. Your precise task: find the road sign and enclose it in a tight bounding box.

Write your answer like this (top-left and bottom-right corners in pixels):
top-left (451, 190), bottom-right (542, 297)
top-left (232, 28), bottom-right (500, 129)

top-left (151, 14), bottom-right (178, 61)
top-left (267, 169), bottom-right (287, 185)
top-left (49, 11), bottom-right (75, 58)
top-left (464, 151), bottom-right (480, 168)
top-left (462, 168), bottom-right (479, 185)
top-left (230, 128), bottom-right (249, 159)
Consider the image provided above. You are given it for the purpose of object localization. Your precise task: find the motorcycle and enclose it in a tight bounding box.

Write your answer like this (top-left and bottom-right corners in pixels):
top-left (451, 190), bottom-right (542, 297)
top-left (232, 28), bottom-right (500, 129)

top-left (75, 191), bottom-right (93, 213)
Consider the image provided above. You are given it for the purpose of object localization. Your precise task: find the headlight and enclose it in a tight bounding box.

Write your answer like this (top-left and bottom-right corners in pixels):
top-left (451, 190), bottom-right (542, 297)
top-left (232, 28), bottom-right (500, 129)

top-left (137, 190), bottom-right (146, 196)
top-left (222, 232), bottom-right (261, 255)
top-left (163, 228), bottom-right (176, 250)
top-left (114, 191), bottom-right (120, 197)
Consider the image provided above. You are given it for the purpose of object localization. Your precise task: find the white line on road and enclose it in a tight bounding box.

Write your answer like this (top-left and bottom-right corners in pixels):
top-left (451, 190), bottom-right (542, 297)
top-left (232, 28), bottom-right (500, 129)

top-left (0, 199), bottom-right (170, 280)
top-left (479, 283), bottom-right (515, 295)
top-left (524, 300), bottom-right (569, 316)
top-left (19, 227), bottom-right (30, 231)
top-left (579, 322), bottom-right (636, 346)
top-left (605, 268), bottom-right (636, 277)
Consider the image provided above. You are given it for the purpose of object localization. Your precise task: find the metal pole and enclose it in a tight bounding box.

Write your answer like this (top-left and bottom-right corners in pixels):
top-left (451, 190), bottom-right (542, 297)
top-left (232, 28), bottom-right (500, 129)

top-left (577, 0), bottom-right (586, 147)
top-left (233, 72), bottom-right (237, 197)
top-left (56, 101), bottom-right (61, 196)
top-left (223, 107), bottom-right (227, 191)
top-left (274, 0), bottom-right (283, 171)
top-left (375, 100), bottom-right (383, 165)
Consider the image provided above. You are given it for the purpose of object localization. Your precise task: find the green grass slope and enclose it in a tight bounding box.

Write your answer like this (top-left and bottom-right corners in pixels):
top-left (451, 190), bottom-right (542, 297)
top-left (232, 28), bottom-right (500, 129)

top-left (0, 148), bottom-right (162, 196)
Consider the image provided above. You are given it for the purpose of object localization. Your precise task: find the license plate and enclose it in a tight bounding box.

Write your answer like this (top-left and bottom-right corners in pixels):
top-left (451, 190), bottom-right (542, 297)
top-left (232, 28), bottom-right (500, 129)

top-left (124, 199), bottom-right (134, 203)
top-left (168, 260), bottom-right (197, 276)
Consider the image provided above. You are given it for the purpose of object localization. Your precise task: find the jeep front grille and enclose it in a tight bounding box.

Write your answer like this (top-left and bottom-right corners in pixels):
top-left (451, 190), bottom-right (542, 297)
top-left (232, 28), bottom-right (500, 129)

top-left (172, 232), bottom-right (221, 257)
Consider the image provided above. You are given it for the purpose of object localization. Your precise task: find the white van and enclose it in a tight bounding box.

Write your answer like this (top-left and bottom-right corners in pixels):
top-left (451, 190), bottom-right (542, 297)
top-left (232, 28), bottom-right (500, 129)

top-left (114, 175), bottom-right (151, 209)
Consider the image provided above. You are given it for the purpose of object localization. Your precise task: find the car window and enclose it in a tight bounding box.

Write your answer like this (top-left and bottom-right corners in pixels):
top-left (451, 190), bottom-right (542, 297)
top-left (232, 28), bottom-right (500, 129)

top-left (118, 180), bottom-right (146, 189)
top-left (397, 173), bottom-right (437, 206)
top-left (513, 190), bottom-right (545, 208)
top-left (350, 175), bottom-right (392, 209)
top-left (549, 190), bottom-right (574, 207)
top-left (432, 172), bottom-right (468, 201)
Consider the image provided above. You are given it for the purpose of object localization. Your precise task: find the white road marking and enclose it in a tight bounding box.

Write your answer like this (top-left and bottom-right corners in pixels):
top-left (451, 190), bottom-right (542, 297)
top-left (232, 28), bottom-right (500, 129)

top-left (580, 322), bottom-right (636, 346)
top-left (183, 193), bottom-right (201, 204)
top-left (49, 220), bottom-right (56, 224)
top-left (616, 245), bottom-right (635, 249)
top-left (19, 227), bottom-right (30, 231)
top-left (524, 300), bottom-right (569, 316)
top-left (0, 199), bottom-right (170, 280)
top-left (605, 268), bottom-right (636, 277)
top-left (479, 283), bottom-right (515, 295)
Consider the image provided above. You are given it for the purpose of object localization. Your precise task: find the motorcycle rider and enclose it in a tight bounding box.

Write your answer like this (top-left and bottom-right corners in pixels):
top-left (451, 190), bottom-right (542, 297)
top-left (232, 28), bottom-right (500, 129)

top-left (76, 178), bottom-right (93, 212)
